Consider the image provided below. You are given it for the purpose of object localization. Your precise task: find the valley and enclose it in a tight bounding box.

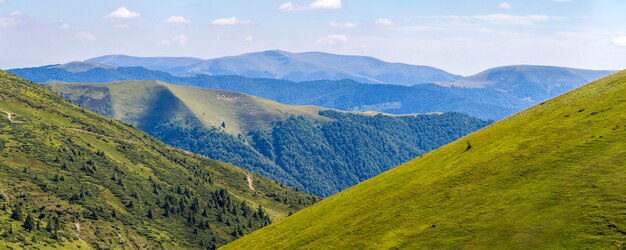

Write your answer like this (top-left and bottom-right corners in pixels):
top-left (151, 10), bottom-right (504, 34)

top-left (1, 1), bottom-right (624, 247)
top-left (47, 81), bottom-right (489, 196)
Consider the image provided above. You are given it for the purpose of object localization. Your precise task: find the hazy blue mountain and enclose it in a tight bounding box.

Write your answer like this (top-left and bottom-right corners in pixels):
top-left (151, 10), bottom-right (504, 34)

top-left (44, 61), bottom-right (114, 72)
top-left (448, 65), bottom-right (615, 102)
top-left (86, 50), bottom-right (462, 85)
top-left (8, 65), bottom-right (614, 120)
top-left (87, 54), bottom-right (204, 73)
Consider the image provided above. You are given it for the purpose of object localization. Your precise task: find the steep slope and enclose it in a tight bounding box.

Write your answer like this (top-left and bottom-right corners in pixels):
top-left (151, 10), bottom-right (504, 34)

top-left (47, 81), bottom-right (490, 196)
top-left (9, 65), bottom-right (613, 120)
top-left (224, 70), bottom-right (626, 249)
top-left (0, 71), bottom-right (318, 249)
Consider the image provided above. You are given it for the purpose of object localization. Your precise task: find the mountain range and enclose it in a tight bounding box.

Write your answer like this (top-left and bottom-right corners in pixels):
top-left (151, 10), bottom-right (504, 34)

top-left (8, 60), bottom-right (614, 120)
top-left (86, 50), bottom-right (462, 85)
top-left (47, 81), bottom-right (489, 196)
top-left (223, 70), bottom-right (626, 249)
top-left (0, 70), bottom-right (318, 249)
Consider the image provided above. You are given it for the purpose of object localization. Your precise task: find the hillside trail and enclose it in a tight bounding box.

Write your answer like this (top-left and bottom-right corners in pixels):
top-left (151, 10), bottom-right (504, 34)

top-left (3, 110), bottom-right (23, 123)
top-left (244, 171), bottom-right (255, 191)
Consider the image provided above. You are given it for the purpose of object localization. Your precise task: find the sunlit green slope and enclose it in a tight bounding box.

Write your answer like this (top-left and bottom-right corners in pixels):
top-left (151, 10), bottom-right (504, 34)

top-left (0, 71), bottom-right (317, 249)
top-left (224, 70), bottom-right (626, 249)
top-left (48, 80), bottom-right (326, 136)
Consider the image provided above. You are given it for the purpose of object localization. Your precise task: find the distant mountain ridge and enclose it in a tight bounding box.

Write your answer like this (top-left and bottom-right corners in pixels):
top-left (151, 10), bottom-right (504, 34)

top-left (447, 65), bottom-right (615, 102)
top-left (8, 64), bottom-right (614, 120)
top-left (86, 50), bottom-right (462, 85)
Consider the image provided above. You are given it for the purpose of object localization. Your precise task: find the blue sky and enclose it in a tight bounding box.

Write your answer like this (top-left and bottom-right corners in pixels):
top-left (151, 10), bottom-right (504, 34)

top-left (1, 0), bottom-right (625, 75)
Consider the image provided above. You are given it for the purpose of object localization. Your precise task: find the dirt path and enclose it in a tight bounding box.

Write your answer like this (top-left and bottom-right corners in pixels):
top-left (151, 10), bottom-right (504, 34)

top-left (3, 111), bottom-right (23, 123)
top-left (244, 171), bottom-right (255, 191)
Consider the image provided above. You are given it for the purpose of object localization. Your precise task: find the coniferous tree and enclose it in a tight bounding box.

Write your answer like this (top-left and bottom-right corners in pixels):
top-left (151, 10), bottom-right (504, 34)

top-left (10, 203), bottom-right (22, 221)
top-left (23, 213), bottom-right (35, 231)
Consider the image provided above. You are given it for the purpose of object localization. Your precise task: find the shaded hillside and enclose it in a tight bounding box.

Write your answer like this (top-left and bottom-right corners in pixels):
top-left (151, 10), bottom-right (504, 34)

top-left (0, 71), bottom-right (317, 249)
top-left (224, 70), bottom-right (626, 249)
top-left (48, 81), bottom-right (490, 196)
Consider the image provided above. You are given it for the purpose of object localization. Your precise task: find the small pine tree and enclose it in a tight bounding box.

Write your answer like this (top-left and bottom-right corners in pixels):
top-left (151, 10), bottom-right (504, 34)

top-left (147, 207), bottom-right (154, 219)
top-left (46, 218), bottom-right (53, 232)
top-left (10, 203), bottom-right (22, 221)
top-left (23, 213), bottom-right (35, 231)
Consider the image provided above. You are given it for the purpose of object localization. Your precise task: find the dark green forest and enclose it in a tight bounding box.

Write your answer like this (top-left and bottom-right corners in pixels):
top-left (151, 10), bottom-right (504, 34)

top-left (149, 110), bottom-right (490, 196)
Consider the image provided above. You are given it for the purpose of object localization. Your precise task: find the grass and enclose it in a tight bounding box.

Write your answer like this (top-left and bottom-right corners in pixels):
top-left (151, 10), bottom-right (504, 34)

top-left (0, 71), bottom-right (318, 249)
top-left (48, 81), bottom-right (329, 136)
top-left (223, 70), bottom-right (626, 249)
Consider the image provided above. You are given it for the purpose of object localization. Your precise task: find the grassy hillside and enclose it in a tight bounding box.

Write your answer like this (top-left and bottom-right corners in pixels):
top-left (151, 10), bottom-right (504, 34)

top-left (48, 81), bottom-right (490, 196)
top-left (49, 81), bottom-right (325, 136)
top-left (224, 70), bottom-right (626, 249)
top-left (0, 71), bottom-right (317, 249)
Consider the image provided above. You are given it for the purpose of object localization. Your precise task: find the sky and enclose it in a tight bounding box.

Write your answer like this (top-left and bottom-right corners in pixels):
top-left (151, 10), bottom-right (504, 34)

top-left (1, 0), bottom-right (625, 75)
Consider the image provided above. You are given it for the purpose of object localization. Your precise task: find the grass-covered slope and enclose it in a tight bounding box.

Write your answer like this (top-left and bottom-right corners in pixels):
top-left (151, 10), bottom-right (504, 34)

top-left (224, 70), bottom-right (626, 249)
top-left (48, 80), bottom-right (325, 135)
top-left (48, 81), bottom-right (490, 196)
top-left (0, 71), bottom-right (317, 249)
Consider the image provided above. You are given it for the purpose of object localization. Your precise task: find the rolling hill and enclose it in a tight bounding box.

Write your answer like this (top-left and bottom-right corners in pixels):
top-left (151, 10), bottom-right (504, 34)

top-left (8, 64), bottom-right (613, 120)
top-left (86, 50), bottom-right (462, 85)
top-left (47, 81), bottom-right (490, 196)
top-left (0, 70), bottom-right (318, 249)
top-left (223, 70), bottom-right (626, 249)
top-left (447, 65), bottom-right (615, 101)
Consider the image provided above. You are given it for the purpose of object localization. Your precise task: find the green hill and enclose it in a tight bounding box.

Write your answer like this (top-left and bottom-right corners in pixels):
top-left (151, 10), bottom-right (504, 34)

top-left (47, 81), bottom-right (489, 196)
top-left (0, 71), bottom-right (317, 249)
top-left (223, 70), bottom-right (626, 249)
top-left (48, 80), bottom-right (326, 136)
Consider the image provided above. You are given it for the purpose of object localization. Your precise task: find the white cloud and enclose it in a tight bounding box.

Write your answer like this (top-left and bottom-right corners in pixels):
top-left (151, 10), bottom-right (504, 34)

top-left (498, 2), bottom-right (512, 9)
top-left (75, 31), bottom-right (96, 42)
top-left (161, 34), bottom-right (188, 46)
top-left (0, 11), bottom-right (23, 28)
top-left (114, 24), bottom-right (130, 29)
top-left (435, 14), bottom-right (552, 25)
top-left (166, 16), bottom-right (191, 24)
top-left (105, 7), bottom-right (141, 19)
top-left (212, 17), bottom-right (250, 25)
top-left (329, 21), bottom-right (357, 28)
top-left (612, 36), bottom-right (626, 47)
top-left (375, 18), bottom-right (394, 26)
top-left (279, 0), bottom-right (342, 11)
top-left (315, 34), bottom-right (348, 46)
top-left (244, 36), bottom-right (254, 42)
